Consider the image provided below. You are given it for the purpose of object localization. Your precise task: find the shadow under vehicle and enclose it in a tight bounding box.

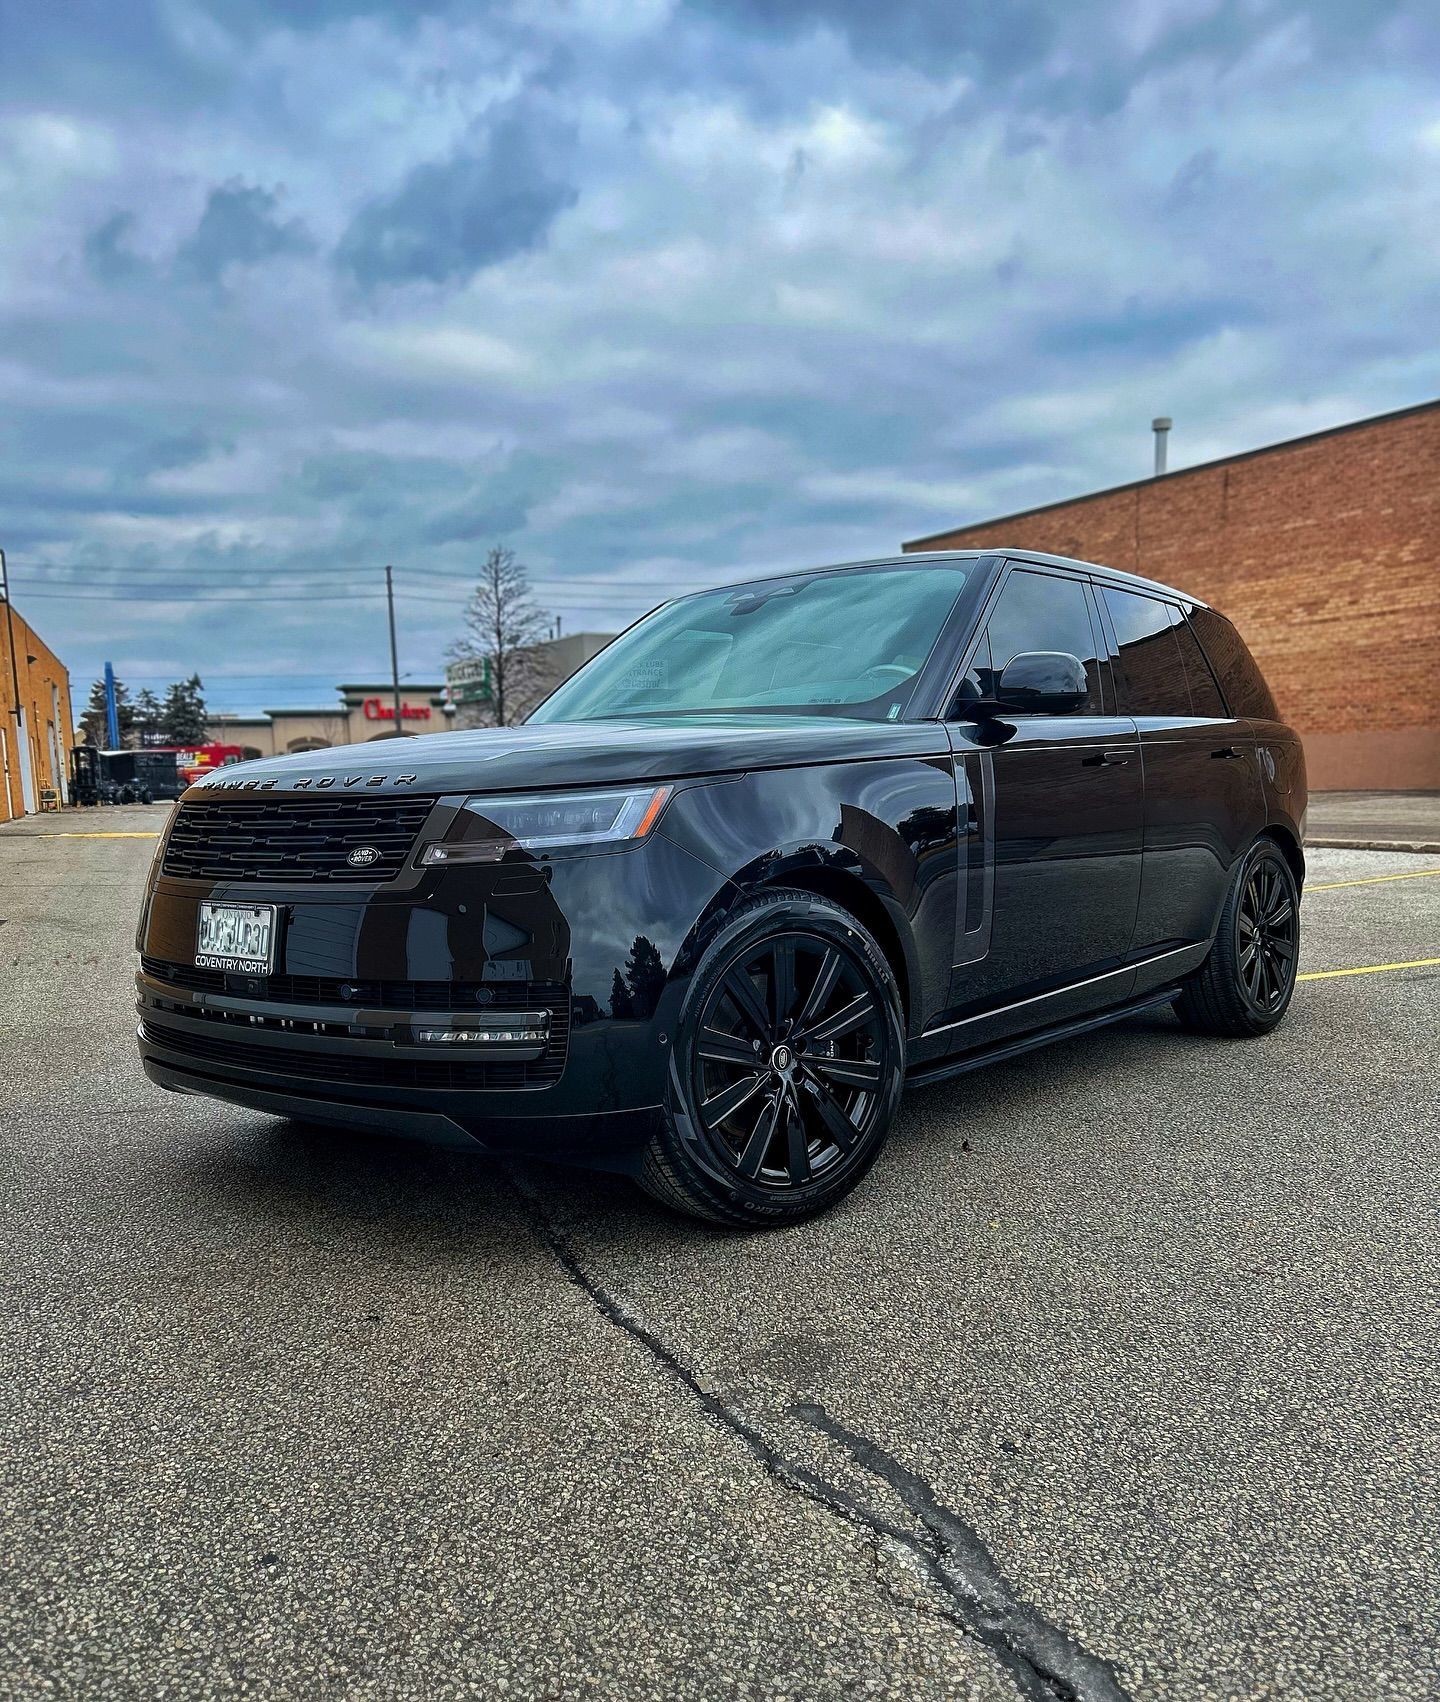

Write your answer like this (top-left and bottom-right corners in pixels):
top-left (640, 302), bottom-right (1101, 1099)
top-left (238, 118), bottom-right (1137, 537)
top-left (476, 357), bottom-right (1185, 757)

top-left (134, 550), bottom-right (1306, 1225)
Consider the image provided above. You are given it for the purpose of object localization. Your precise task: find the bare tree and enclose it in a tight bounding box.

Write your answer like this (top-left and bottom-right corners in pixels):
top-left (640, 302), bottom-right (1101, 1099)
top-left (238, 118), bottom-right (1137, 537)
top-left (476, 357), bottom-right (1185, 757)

top-left (449, 545), bottom-right (552, 727)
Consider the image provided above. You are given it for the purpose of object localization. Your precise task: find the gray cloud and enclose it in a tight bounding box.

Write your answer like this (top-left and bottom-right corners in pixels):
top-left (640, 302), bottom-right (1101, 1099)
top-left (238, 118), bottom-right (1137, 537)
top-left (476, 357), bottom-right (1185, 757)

top-left (336, 101), bottom-right (578, 289)
top-left (83, 212), bottom-right (143, 284)
top-left (174, 181), bottom-right (315, 282)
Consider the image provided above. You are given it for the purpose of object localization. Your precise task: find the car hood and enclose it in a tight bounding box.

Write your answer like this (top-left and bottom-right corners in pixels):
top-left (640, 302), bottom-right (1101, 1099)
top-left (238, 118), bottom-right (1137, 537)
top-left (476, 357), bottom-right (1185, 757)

top-left (186, 714), bottom-right (950, 797)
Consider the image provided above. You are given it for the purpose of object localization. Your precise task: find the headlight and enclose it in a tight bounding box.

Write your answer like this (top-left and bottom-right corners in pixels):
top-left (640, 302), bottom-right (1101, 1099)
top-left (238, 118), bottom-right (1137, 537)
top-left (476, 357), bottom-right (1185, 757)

top-left (420, 784), bottom-right (673, 864)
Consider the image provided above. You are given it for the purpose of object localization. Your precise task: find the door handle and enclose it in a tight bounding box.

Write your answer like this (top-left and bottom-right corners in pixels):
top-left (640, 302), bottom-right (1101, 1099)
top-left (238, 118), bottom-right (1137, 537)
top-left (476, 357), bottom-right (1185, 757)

top-left (1211, 745), bottom-right (1244, 759)
top-left (1083, 748), bottom-right (1131, 767)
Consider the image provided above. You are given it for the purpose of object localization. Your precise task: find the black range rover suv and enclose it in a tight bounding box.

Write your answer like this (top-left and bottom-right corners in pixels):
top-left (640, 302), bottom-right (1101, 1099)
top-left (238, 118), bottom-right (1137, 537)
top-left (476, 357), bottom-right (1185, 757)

top-left (137, 550), bottom-right (1306, 1225)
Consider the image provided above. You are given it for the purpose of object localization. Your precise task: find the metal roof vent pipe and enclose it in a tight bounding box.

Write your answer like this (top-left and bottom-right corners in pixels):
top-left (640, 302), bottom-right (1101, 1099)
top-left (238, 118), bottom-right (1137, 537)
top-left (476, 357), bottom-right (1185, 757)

top-left (1152, 416), bottom-right (1172, 477)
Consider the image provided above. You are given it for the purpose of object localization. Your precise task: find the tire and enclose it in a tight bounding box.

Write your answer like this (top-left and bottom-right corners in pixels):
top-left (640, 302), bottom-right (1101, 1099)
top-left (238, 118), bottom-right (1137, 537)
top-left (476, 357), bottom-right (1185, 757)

top-left (638, 888), bottom-right (906, 1226)
top-left (1173, 838), bottom-right (1300, 1037)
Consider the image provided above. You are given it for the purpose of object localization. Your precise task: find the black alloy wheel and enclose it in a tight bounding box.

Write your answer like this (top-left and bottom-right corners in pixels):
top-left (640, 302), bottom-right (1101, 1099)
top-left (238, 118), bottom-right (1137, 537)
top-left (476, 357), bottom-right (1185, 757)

top-left (640, 889), bottom-right (905, 1225)
top-left (1237, 856), bottom-right (1297, 1014)
top-left (1174, 839), bottom-right (1301, 1037)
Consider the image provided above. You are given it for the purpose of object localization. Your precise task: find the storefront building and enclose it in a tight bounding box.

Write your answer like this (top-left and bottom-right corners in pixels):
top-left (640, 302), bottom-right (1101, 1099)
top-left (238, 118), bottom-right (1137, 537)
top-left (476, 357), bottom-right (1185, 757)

top-left (208, 682), bottom-right (450, 759)
top-left (1, 599), bottom-right (76, 821)
top-left (904, 399), bottom-right (1439, 792)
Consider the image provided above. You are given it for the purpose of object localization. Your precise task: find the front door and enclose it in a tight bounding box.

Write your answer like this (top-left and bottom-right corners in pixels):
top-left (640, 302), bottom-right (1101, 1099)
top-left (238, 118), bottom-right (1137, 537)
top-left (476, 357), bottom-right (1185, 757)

top-left (946, 565), bottom-right (1144, 1030)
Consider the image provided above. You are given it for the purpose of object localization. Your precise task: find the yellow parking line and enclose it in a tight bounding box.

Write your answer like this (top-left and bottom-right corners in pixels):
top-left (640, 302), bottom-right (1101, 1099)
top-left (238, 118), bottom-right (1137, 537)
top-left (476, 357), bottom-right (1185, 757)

top-left (1297, 957), bottom-right (1440, 982)
top-left (40, 831), bottom-right (161, 839)
top-left (1308, 868), bottom-right (1440, 891)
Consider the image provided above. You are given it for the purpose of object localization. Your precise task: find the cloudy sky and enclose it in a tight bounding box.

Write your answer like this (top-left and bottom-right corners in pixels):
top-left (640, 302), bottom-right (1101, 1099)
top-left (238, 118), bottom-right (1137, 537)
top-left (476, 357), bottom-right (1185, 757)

top-left (2, 0), bottom-right (1436, 716)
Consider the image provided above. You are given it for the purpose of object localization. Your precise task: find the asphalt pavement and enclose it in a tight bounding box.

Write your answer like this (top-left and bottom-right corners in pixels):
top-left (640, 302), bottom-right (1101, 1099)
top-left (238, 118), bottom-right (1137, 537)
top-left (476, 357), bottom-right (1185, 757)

top-left (2, 806), bottom-right (1436, 1701)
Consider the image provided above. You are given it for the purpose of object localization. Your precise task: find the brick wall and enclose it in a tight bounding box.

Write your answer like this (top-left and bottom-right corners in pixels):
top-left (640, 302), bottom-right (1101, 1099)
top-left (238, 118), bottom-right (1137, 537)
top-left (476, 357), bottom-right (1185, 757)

top-left (1, 602), bottom-right (76, 821)
top-left (905, 402), bottom-right (1440, 791)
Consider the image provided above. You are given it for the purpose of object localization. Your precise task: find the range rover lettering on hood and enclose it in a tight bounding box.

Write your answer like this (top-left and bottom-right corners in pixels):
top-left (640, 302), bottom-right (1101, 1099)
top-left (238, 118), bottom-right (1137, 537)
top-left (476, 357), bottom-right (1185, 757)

top-left (202, 773), bottom-right (419, 791)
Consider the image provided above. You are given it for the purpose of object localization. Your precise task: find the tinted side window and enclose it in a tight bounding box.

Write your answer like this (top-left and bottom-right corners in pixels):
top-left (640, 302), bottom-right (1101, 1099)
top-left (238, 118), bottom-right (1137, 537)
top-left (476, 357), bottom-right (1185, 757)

top-left (1188, 606), bottom-right (1280, 720)
top-left (1103, 588), bottom-right (1189, 715)
top-left (984, 570), bottom-right (1104, 712)
top-left (1171, 610), bottom-right (1227, 716)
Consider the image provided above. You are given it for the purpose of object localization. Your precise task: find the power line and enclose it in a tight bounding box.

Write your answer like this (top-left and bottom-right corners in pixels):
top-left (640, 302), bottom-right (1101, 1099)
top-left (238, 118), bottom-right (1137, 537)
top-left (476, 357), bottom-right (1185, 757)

top-left (12, 560), bottom-right (726, 588)
top-left (13, 586), bottom-right (661, 606)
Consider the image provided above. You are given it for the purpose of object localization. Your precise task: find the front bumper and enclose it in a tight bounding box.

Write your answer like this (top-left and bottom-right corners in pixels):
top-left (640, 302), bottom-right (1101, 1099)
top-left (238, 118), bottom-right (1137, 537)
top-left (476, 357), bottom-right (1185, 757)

top-left (135, 823), bottom-right (730, 1163)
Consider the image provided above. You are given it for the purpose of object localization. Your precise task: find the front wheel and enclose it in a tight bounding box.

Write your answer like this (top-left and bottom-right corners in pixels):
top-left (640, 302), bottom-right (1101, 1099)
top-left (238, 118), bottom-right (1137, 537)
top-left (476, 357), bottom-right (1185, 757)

top-left (638, 889), bottom-right (905, 1226)
top-left (1174, 839), bottom-right (1300, 1037)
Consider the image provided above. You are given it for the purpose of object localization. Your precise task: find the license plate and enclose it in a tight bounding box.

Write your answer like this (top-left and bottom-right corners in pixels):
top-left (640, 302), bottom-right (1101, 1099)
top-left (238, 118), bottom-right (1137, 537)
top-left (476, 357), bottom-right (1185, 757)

top-left (196, 902), bottom-right (278, 974)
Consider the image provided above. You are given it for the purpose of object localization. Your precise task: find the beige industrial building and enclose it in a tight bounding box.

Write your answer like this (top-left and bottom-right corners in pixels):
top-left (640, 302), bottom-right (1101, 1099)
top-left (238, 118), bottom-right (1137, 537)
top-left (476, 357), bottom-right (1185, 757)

top-left (207, 635), bottom-right (616, 756)
top-left (208, 682), bottom-right (451, 759)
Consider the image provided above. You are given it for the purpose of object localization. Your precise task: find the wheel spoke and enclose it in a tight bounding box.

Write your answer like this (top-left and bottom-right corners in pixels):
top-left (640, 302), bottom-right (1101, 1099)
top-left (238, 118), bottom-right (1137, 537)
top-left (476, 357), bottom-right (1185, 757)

top-left (1270, 935), bottom-right (1296, 962)
top-left (1239, 937), bottom-right (1259, 970)
top-left (1267, 897), bottom-right (1294, 931)
top-left (770, 936), bottom-right (797, 1030)
top-left (700, 1070), bottom-right (768, 1130)
top-left (723, 968), bottom-right (774, 1043)
top-left (784, 1094), bottom-right (812, 1185)
top-left (698, 1026), bottom-right (760, 1068)
top-left (737, 1094), bottom-right (782, 1178)
top-left (1241, 950), bottom-right (1261, 997)
top-left (794, 946), bottom-right (843, 1031)
top-left (804, 1075), bottom-right (859, 1152)
top-left (804, 992), bottom-right (875, 1046)
top-left (810, 1053), bottom-right (881, 1090)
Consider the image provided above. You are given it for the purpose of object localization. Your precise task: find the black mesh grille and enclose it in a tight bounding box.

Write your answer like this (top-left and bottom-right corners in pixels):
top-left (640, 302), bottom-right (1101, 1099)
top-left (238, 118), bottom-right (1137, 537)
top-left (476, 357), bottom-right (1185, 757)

top-left (141, 955), bottom-right (561, 1015)
top-left (162, 795), bottom-right (435, 883)
top-left (140, 1000), bottom-right (570, 1091)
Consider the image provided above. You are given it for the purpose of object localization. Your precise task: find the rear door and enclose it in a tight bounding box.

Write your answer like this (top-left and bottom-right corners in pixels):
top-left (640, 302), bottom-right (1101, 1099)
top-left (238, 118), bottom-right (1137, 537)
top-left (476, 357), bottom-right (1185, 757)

top-left (1096, 584), bottom-right (1264, 960)
top-left (947, 564), bottom-right (1143, 1021)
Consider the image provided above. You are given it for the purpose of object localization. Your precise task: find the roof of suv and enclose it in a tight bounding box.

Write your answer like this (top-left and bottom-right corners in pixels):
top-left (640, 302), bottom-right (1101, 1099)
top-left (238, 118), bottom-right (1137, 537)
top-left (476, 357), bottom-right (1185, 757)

top-left (705, 548), bottom-right (1214, 611)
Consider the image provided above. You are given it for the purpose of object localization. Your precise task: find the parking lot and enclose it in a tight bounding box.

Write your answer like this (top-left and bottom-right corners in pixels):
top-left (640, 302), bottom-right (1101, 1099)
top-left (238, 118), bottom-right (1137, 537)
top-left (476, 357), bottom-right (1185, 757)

top-left (2, 805), bottom-right (1436, 1702)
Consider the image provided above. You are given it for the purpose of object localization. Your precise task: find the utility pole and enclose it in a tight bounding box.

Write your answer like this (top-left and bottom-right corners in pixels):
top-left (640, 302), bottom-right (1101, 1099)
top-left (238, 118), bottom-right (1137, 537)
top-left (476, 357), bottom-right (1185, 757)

top-left (0, 547), bottom-right (19, 723)
top-left (385, 564), bottom-right (404, 736)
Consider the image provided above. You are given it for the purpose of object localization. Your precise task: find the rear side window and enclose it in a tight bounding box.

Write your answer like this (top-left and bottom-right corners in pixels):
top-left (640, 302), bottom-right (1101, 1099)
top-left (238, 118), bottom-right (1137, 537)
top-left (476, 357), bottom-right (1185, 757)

top-left (1187, 606), bottom-right (1280, 720)
top-left (1102, 588), bottom-right (1190, 715)
top-left (1170, 612), bottom-right (1228, 716)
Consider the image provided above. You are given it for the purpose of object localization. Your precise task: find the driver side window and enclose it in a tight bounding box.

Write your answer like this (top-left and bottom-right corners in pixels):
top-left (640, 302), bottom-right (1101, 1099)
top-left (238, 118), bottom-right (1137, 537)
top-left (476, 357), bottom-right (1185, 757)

top-left (954, 569), bottom-right (1104, 715)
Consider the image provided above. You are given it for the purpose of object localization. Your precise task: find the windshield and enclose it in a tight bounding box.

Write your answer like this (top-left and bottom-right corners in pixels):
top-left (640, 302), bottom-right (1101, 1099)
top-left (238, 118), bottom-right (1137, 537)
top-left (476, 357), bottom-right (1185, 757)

top-left (529, 562), bottom-right (976, 724)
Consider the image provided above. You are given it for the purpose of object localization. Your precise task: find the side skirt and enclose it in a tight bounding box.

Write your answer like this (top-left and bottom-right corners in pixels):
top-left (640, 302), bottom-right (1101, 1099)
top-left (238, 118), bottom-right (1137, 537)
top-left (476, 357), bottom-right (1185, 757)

top-left (904, 985), bottom-right (1182, 1091)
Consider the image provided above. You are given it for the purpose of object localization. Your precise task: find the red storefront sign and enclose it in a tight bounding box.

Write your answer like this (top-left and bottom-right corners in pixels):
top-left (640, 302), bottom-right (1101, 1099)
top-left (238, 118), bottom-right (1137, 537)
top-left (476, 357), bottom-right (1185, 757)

top-left (363, 698), bottom-right (432, 721)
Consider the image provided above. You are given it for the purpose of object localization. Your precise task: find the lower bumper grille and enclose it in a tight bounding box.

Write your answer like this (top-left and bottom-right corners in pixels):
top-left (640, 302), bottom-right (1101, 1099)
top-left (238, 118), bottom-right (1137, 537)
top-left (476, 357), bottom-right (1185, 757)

top-left (140, 1002), bottom-right (570, 1092)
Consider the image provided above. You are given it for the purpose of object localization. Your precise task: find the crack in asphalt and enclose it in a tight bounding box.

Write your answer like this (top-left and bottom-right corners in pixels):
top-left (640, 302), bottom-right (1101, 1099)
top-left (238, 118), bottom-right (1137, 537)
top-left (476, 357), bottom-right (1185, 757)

top-left (507, 1171), bottom-right (1132, 1702)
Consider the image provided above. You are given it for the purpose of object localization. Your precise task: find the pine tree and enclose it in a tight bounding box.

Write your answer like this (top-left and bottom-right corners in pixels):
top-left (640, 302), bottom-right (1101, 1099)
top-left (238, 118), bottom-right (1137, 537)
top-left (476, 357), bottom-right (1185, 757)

top-left (132, 687), bottom-right (163, 746)
top-left (159, 674), bottom-right (208, 745)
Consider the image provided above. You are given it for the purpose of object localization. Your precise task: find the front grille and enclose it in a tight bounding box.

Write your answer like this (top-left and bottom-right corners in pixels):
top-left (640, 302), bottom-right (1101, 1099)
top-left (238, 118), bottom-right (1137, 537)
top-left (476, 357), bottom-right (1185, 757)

top-left (161, 795), bottom-right (435, 884)
top-left (141, 955), bottom-right (560, 1014)
top-left (141, 998), bottom-right (570, 1091)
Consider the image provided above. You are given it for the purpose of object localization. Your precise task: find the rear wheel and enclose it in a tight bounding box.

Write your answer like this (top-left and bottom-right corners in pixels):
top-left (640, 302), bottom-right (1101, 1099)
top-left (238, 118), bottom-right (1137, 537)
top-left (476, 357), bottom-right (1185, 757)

top-left (639, 889), bottom-right (905, 1226)
top-left (1174, 839), bottom-right (1299, 1037)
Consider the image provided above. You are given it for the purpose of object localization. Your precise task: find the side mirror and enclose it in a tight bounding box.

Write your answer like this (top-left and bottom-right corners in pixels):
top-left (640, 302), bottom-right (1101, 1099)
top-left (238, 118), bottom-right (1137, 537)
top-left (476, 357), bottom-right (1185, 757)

top-left (976, 651), bottom-right (1088, 716)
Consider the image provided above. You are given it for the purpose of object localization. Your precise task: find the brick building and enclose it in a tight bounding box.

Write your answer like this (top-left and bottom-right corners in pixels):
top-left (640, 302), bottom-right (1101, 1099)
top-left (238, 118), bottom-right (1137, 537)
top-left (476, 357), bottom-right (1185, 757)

top-left (1, 599), bottom-right (76, 820)
top-left (905, 399), bottom-right (1440, 791)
